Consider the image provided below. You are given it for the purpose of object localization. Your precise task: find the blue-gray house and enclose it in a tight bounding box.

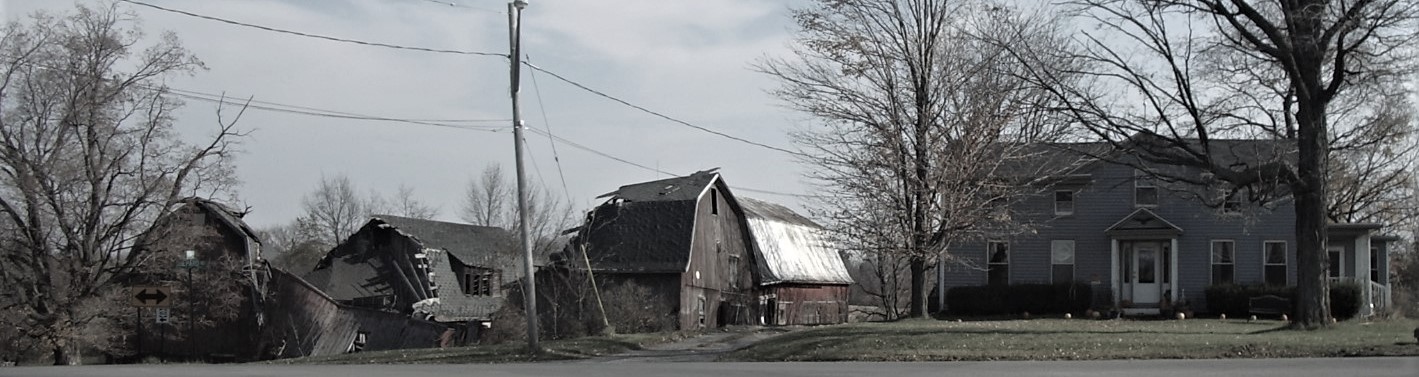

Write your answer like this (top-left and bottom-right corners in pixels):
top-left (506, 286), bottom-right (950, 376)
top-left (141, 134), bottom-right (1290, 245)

top-left (938, 141), bottom-right (1396, 317)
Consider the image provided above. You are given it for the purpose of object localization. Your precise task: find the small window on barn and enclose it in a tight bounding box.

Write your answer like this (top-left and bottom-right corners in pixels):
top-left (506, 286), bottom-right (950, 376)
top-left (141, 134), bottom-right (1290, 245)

top-left (1211, 240), bottom-right (1235, 284)
top-left (1263, 241), bottom-right (1287, 286)
top-left (987, 241), bottom-right (1010, 286)
top-left (1054, 191), bottom-right (1074, 216)
top-left (711, 189), bottom-right (719, 215)
top-left (728, 255), bottom-right (740, 289)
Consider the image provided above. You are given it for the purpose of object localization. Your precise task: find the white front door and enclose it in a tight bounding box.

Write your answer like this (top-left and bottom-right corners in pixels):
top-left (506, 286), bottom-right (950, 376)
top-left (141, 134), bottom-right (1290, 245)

top-left (1131, 243), bottom-right (1162, 305)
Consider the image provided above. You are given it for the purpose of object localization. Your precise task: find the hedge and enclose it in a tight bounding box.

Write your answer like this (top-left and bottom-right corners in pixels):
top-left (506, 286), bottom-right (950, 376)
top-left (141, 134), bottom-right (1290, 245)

top-left (945, 283), bottom-right (1092, 316)
top-left (1203, 282), bottom-right (1362, 319)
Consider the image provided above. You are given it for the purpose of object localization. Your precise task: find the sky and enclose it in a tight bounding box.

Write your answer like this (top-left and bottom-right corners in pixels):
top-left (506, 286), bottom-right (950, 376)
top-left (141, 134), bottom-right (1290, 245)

top-left (1, 0), bottom-right (815, 228)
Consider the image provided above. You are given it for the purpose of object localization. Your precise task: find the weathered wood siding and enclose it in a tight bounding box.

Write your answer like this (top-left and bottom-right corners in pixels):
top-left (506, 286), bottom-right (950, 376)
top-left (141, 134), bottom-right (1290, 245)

top-left (680, 182), bottom-right (755, 330)
top-left (262, 268), bottom-right (451, 359)
top-left (763, 284), bottom-right (850, 325)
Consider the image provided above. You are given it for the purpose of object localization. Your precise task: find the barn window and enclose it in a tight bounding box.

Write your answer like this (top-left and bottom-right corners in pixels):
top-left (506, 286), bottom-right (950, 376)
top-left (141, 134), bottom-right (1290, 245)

top-left (711, 189), bottom-right (719, 215)
top-left (728, 255), bottom-right (740, 289)
top-left (462, 268), bottom-right (498, 296)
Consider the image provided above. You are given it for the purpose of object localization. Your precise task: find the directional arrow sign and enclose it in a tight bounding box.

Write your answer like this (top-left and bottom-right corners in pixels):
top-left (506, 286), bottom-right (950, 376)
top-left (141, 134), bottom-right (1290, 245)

top-left (128, 286), bottom-right (172, 308)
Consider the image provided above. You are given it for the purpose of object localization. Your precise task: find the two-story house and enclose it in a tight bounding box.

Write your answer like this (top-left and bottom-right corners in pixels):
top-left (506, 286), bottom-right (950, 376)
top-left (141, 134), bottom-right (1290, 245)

top-left (938, 141), bottom-right (1396, 316)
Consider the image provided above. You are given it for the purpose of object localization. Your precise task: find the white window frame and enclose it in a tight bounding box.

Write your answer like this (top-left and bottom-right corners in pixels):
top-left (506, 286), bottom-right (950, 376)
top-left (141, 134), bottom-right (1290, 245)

top-left (1134, 169), bottom-right (1158, 207)
top-left (1210, 240), bottom-right (1235, 284)
top-left (1054, 190), bottom-right (1075, 216)
top-left (1050, 240), bottom-right (1075, 284)
top-left (987, 241), bottom-right (1010, 286)
top-left (1262, 241), bottom-right (1287, 286)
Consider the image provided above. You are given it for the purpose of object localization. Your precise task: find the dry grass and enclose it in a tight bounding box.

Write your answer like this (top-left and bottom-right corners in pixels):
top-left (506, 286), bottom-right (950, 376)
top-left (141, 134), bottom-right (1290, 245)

top-left (725, 318), bottom-right (1419, 361)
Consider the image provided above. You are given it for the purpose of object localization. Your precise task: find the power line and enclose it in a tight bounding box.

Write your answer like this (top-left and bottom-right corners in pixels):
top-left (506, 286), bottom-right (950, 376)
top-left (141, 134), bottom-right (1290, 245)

top-left (119, 0), bottom-right (506, 57)
top-left (526, 55), bottom-right (574, 208)
top-left (167, 88), bottom-right (508, 132)
top-left (523, 126), bottom-right (675, 176)
top-left (522, 61), bottom-right (809, 158)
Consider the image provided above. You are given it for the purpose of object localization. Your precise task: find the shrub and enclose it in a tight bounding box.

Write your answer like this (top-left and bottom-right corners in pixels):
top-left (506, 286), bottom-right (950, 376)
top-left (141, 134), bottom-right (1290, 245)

top-left (1203, 282), bottom-right (1363, 320)
top-left (1330, 282), bottom-right (1361, 320)
top-left (945, 283), bottom-right (1091, 316)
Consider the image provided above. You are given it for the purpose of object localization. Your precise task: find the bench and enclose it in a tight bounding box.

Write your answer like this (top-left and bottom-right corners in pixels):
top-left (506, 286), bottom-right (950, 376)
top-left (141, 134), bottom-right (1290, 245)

top-left (1248, 295), bottom-right (1291, 317)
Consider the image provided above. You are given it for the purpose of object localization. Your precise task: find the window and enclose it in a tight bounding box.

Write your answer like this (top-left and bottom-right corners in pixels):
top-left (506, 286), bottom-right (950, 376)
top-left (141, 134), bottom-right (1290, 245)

top-left (1135, 169), bottom-right (1158, 207)
top-left (1051, 240), bottom-right (1075, 284)
top-left (711, 189), bottom-right (719, 215)
top-left (1328, 248), bottom-right (1344, 279)
top-left (1211, 240), bottom-right (1235, 284)
top-left (1263, 241), bottom-right (1287, 286)
top-left (1054, 191), bottom-right (1075, 216)
top-left (987, 241), bottom-right (1010, 286)
top-left (462, 268), bottom-right (498, 296)
top-left (1221, 189), bottom-right (1242, 214)
top-left (728, 255), bottom-right (741, 289)
top-left (1370, 247), bottom-right (1381, 283)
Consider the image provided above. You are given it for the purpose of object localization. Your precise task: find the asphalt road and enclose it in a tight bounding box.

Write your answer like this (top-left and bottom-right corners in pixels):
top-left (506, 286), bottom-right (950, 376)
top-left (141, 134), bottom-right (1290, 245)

top-left (2, 357), bottom-right (1415, 377)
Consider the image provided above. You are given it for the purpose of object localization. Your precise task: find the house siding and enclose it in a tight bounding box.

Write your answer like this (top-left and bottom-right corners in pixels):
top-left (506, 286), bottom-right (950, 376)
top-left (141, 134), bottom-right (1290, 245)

top-left (942, 161), bottom-right (1300, 313)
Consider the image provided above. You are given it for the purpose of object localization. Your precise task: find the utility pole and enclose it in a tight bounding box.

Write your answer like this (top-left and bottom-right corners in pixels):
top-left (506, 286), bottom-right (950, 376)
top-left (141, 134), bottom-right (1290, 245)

top-left (507, 0), bottom-right (539, 353)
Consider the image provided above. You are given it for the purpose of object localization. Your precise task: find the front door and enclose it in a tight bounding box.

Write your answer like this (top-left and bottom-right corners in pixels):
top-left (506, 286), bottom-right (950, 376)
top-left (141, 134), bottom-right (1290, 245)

top-left (1131, 242), bottom-right (1162, 305)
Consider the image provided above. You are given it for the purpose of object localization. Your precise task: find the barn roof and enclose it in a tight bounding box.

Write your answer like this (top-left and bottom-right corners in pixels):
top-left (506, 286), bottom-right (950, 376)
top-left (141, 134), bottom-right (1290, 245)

top-left (579, 169), bottom-right (723, 273)
top-left (373, 215), bottom-right (517, 267)
top-left (304, 216), bottom-right (522, 321)
top-left (179, 197), bottom-right (263, 259)
top-left (739, 197), bottom-right (853, 286)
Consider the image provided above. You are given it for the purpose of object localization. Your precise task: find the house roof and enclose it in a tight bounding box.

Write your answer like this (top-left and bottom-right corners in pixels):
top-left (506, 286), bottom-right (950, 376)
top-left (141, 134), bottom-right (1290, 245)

top-left (579, 169), bottom-right (724, 273)
top-left (739, 197), bottom-right (853, 286)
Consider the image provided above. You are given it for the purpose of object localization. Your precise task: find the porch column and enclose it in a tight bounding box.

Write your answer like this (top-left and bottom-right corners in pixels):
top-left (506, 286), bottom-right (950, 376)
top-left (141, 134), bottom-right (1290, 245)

top-left (1170, 238), bottom-right (1180, 302)
top-left (1355, 232), bottom-right (1372, 317)
top-left (1110, 239), bottom-right (1119, 306)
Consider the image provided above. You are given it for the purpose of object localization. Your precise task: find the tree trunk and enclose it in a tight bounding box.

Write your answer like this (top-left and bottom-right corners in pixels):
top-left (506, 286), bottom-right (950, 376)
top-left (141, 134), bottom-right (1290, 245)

top-left (908, 256), bottom-right (928, 318)
top-left (51, 339), bottom-right (79, 366)
top-left (1293, 104), bottom-right (1332, 329)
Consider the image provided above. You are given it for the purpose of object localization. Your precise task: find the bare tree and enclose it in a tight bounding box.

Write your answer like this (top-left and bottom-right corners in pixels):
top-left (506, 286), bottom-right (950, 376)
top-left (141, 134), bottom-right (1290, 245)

top-left (759, 0), bottom-right (1082, 317)
top-left (387, 184), bottom-right (439, 220)
top-left (460, 163), bottom-right (573, 255)
top-left (297, 174), bottom-right (366, 248)
top-left (1005, 0), bottom-right (1418, 327)
top-left (257, 222), bottom-right (326, 273)
top-left (0, 4), bottom-right (240, 364)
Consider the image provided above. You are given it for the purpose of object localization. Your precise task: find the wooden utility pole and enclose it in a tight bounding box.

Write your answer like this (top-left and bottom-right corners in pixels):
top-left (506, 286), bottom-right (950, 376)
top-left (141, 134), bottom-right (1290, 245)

top-left (507, 0), bottom-right (539, 353)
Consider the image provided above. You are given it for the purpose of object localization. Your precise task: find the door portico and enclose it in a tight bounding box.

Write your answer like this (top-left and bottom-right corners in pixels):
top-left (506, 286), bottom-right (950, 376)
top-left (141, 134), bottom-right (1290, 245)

top-left (1106, 209), bottom-right (1183, 315)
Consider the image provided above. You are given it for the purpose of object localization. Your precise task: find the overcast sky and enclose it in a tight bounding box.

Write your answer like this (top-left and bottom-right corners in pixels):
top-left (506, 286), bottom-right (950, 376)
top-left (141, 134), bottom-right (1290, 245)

top-left (2, 0), bottom-right (814, 228)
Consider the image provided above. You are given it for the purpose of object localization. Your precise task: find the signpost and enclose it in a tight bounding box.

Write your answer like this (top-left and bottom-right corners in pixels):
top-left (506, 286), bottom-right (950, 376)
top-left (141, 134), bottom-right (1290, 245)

top-left (155, 308), bottom-right (170, 324)
top-left (129, 286), bottom-right (172, 308)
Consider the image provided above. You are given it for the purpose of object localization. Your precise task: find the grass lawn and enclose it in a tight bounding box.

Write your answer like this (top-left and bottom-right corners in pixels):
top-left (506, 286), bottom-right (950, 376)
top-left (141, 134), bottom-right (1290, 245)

top-left (725, 318), bottom-right (1419, 361)
top-left (263, 332), bottom-right (692, 364)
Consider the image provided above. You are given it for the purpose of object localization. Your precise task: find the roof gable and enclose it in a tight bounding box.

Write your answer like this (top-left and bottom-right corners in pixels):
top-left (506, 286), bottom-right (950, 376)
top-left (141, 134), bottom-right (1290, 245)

top-left (1105, 208), bottom-right (1184, 238)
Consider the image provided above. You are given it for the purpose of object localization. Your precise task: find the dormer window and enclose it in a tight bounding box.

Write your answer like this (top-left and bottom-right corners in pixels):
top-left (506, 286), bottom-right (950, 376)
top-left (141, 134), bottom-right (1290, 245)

top-left (1134, 169), bottom-right (1158, 207)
